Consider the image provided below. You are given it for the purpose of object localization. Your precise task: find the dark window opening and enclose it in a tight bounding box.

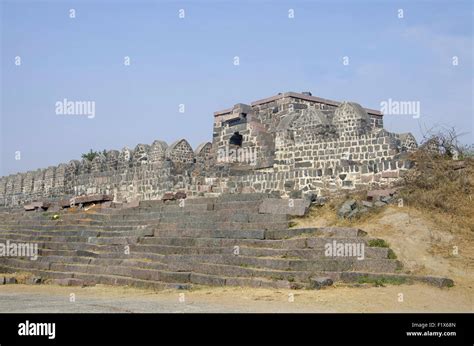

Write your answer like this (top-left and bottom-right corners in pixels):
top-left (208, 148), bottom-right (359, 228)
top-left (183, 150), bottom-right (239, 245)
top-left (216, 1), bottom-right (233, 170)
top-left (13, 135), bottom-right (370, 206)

top-left (240, 113), bottom-right (247, 119)
top-left (227, 118), bottom-right (242, 126)
top-left (229, 132), bottom-right (243, 147)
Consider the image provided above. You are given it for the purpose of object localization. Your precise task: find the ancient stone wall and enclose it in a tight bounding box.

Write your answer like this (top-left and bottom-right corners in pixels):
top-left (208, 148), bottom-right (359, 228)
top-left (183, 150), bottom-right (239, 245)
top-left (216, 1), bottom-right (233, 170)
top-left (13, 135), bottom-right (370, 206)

top-left (0, 139), bottom-right (209, 206)
top-left (0, 92), bottom-right (418, 206)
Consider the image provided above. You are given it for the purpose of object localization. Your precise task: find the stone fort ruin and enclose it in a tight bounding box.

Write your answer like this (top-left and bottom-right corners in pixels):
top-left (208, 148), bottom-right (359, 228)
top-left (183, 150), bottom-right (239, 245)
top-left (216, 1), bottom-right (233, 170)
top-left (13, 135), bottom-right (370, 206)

top-left (0, 92), bottom-right (418, 206)
top-left (0, 92), bottom-right (455, 291)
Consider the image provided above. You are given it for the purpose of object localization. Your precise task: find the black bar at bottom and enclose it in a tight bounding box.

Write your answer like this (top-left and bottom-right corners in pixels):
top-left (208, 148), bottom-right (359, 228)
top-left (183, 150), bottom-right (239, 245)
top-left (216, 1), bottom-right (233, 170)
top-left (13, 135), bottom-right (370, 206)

top-left (0, 313), bottom-right (471, 345)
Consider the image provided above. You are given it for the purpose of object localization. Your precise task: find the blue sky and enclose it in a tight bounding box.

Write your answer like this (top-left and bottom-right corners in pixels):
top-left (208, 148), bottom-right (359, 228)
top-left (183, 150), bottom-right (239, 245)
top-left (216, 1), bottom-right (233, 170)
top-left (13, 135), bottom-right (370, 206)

top-left (1, 0), bottom-right (472, 175)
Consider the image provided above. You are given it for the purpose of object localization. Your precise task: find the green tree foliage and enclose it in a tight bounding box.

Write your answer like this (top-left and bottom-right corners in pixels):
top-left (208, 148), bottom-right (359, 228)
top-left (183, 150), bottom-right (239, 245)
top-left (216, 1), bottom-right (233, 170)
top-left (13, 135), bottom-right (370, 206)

top-left (81, 149), bottom-right (107, 161)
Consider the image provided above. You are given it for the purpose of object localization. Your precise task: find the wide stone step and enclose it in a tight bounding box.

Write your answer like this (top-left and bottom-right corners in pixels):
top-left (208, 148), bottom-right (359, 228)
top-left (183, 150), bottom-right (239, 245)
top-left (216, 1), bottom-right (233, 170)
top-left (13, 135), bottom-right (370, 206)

top-left (21, 212), bottom-right (288, 226)
top-left (28, 255), bottom-right (170, 271)
top-left (156, 213), bottom-right (288, 223)
top-left (0, 224), bottom-right (152, 232)
top-left (0, 229), bottom-right (101, 237)
top-left (108, 202), bottom-right (216, 213)
top-left (0, 264), bottom-right (77, 279)
top-left (288, 258), bottom-right (402, 273)
top-left (88, 258), bottom-right (169, 270)
top-left (5, 240), bottom-right (101, 252)
top-left (139, 197), bottom-right (217, 208)
top-left (0, 227), bottom-right (153, 237)
top-left (265, 227), bottom-right (367, 239)
top-left (238, 246), bottom-right (390, 259)
top-left (0, 233), bottom-right (90, 243)
top-left (49, 263), bottom-right (190, 283)
top-left (38, 249), bottom-right (84, 257)
top-left (0, 257), bottom-right (189, 283)
top-left (159, 254), bottom-right (401, 273)
top-left (0, 232), bottom-right (379, 250)
top-left (0, 263), bottom-right (191, 290)
top-left (140, 235), bottom-right (378, 249)
top-left (186, 262), bottom-right (311, 283)
top-left (189, 272), bottom-right (295, 289)
top-left (153, 221), bottom-right (289, 231)
top-left (0, 219), bottom-right (289, 232)
top-left (152, 229), bottom-right (266, 239)
top-left (336, 271), bottom-right (454, 288)
top-left (27, 213), bottom-right (286, 226)
top-left (139, 236), bottom-right (296, 248)
top-left (95, 251), bottom-right (166, 262)
top-left (39, 246), bottom-right (167, 263)
top-left (213, 201), bottom-right (262, 212)
top-left (72, 272), bottom-right (192, 290)
top-left (0, 207), bottom-right (288, 225)
top-left (127, 244), bottom-right (232, 255)
top-left (90, 240), bottom-right (389, 259)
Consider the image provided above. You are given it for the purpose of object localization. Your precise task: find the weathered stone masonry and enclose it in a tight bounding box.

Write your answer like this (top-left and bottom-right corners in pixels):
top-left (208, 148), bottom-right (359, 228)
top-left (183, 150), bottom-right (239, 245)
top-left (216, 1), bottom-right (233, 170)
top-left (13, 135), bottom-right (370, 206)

top-left (0, 92), bottom-right (417, 206)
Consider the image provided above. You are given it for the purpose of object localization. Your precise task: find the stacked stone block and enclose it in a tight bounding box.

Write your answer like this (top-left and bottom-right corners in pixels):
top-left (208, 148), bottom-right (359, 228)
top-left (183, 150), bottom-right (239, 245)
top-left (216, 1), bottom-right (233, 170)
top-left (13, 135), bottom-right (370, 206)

top-left (166, 139), bottom-right (195, 165)
top-left (0, 92), bottom-right (418, 206)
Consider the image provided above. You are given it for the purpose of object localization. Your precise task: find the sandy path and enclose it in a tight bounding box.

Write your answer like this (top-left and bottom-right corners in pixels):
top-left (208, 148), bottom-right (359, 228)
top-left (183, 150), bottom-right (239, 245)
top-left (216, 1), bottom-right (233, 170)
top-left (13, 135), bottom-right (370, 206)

top-left (0, 282), bottom-right (471, 313)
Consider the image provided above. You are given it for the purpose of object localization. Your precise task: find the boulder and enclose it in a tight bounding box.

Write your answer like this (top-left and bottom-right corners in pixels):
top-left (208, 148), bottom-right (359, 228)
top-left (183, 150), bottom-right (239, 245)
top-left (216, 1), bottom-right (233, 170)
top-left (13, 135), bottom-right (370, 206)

top-left (310, 277), bottom-right (333, 290)
top-left (361, 201), bottom-right (373, 208)
top-left (27, 276), bottom-right (42, 285)
top-left (303, 192), bottom-right (317, 203)
top-left (5, 277), bottom-right (17, 284)
top-left (162, 192), bottom-right (175, 201)
top-left (313, 196), bottom-right (328, 206)
top-left (70, 194), bottom-right (113, 206)
top-left (367, 188), bottom-right (397, 201)
top-left (23, 201), bottom-right (51, 211)
top-left (174, 191), bottom-right (187, 200)
top-left (337, 199), bottom-right (357, 218)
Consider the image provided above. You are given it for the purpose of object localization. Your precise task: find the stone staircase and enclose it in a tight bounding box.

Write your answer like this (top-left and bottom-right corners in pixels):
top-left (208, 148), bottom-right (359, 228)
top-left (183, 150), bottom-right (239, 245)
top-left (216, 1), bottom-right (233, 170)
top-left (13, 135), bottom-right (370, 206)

top-left (0, 194), bottom-right (453, 289)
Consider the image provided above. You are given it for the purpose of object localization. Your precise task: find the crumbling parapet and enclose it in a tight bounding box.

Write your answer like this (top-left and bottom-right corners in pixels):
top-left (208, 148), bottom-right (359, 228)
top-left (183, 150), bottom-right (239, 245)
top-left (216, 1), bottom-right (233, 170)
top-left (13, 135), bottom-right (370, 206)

top-left (0, 91), bottom-right (418, 206)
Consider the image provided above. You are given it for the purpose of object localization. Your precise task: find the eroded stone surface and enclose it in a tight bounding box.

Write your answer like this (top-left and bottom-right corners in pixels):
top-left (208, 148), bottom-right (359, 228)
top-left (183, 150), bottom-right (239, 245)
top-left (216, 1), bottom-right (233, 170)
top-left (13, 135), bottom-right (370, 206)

top-left (0, 92), bottom-right (417, 206)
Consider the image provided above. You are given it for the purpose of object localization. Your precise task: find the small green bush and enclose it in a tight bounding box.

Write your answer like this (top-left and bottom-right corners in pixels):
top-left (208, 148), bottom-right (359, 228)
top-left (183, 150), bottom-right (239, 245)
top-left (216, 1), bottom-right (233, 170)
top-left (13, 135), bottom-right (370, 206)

top-left (357, 275), bottom-right (406, 286)
top-left (368, 239), bottom-right (390, 248)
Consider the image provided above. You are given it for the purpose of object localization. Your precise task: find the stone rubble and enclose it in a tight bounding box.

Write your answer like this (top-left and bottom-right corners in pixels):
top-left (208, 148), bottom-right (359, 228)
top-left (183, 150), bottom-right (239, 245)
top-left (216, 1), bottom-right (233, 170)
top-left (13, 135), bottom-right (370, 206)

top-left (337, 188), bottom-right (398, 219)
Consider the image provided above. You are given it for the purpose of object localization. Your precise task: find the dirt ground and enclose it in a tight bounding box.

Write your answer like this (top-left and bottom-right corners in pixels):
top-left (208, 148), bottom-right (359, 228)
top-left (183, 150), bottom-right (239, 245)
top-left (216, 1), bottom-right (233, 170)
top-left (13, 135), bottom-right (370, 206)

top-left (0, 281), bottom-right (470, 313)
top-left (296, 205), bottom-right (474, 287)
top-left (0, 205), bottom-right (472, 313)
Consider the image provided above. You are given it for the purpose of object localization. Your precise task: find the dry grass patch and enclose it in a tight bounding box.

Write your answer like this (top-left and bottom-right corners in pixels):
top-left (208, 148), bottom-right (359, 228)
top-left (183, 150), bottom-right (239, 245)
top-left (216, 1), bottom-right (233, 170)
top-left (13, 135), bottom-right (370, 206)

top-left (397, 150), bottom-right (474, 235)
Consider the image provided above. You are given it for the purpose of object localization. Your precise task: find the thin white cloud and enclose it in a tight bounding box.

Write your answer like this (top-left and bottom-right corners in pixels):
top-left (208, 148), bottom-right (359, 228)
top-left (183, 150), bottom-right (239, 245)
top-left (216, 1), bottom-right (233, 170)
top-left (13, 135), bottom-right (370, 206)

top-left (401, 25), bottom-right (472, 65)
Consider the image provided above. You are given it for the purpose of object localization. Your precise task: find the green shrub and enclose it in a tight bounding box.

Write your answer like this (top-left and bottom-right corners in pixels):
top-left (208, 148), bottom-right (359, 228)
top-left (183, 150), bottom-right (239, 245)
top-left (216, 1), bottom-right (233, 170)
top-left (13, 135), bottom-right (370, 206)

top-left (81, 149), bottom-right (107, 161)
top-left (368, 239), bottom-right (390, 248)
top-left (357, 275), bottom-right (406, 286)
